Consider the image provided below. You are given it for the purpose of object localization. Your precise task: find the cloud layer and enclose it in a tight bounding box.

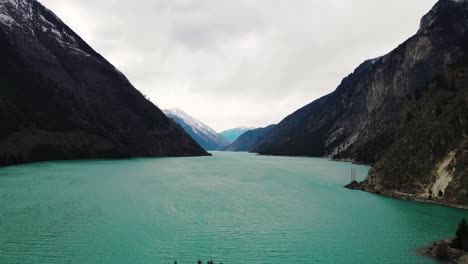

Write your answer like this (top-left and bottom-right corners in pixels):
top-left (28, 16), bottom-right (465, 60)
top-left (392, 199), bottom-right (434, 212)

top-left (40, 0), bottom-right (437, 131)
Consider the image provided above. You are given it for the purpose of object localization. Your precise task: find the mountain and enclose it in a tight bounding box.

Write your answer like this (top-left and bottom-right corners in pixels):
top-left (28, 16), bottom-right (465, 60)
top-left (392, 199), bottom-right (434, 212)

top-left (220, 127), bottom-right (256, 142)
top-left (163, 109), bottom-right (230, 151)
top-left (223, 125), bottom-right (276, 152)
top-left (0, 0), bottom-right (208, 166)
top-left (252, 0), bottom-right (468, 206)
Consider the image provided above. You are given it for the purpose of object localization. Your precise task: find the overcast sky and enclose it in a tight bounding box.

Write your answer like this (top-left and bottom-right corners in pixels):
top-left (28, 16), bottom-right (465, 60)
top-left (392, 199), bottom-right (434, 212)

top-left (41, 0), bottom-right (437, 132)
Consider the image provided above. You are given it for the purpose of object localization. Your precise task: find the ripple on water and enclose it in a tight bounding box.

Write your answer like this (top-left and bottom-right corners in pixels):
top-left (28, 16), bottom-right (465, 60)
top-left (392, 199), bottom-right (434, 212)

top-left (0, 152), bottom-right (466, 264)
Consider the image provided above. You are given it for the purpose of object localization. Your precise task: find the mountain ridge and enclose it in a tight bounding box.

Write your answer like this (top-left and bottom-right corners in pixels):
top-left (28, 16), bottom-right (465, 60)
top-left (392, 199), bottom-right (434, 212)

top-left (251, 0), bottom-right (468, 205)
top-left (223, 125), bottom-right (276, 152)
top-left (163, 109), bottom-right (230, 151)
top-left (0, 0), bottom-right (208, 166)
top-left (220, 127), bottom-right (256, 142)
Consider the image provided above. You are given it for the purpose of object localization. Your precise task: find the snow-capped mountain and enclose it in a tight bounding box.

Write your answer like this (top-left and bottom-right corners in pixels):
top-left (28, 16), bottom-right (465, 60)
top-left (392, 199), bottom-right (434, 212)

top-left (219, 127), bottom-right (256, 142)
top-left (0, 0), bottom-right (207, 166)
top-left (0, 0), bottom-right (93, 58)
top-left (164, 109), bottom-right (230, 151)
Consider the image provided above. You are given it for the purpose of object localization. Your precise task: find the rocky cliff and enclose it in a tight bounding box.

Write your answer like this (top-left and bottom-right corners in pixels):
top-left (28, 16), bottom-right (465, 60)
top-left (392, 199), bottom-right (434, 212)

top-left (365, 55), bottom-right (467, 204)
top-left (252, 0), bottom-right (468, 205)
top-left (0, 0), bottom-right (208, 166)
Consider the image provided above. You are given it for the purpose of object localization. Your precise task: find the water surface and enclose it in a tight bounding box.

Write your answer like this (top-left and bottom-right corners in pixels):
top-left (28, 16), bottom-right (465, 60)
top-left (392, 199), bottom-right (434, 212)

top-left (0, 152), bottom-right (466, 263)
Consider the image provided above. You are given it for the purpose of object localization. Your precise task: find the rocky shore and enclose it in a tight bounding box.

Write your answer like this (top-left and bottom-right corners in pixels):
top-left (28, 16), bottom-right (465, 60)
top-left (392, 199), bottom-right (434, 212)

top-left (344, 181), bottom-right (468, 210)
top-left (344, 180), bottom-right (364, 191)
top-left (425, 238), bottom-right (468, 264)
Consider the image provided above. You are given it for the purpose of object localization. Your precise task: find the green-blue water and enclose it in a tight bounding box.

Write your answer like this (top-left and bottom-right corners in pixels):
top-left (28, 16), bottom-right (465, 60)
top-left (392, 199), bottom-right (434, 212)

top-left (0, 152), bottom-right (466, 263)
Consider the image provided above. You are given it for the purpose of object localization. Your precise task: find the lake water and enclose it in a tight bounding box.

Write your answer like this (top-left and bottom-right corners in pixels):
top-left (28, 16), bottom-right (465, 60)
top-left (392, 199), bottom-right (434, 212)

top-left (0, 152), bottom-right (466, 263)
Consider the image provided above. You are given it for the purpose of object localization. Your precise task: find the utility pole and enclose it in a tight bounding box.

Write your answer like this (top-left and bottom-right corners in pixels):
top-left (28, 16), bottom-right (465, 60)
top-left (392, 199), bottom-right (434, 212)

top-left (351, 168), bottom-right (356, 182)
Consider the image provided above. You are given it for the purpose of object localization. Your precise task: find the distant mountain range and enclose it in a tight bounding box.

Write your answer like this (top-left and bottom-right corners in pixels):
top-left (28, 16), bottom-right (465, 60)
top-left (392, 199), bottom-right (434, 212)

top-left (251, 0), bottom-right (468, 206)
top-left (220, 127), bottom-right (256, 142)
top-left (0, 0), bottom-right (208, 166)
top-left (224, 125), bottom-right (276, 151)
top-left (162, 109), bottom-right (265, 151)
top-left (163, 109), bottom-right (230, 151)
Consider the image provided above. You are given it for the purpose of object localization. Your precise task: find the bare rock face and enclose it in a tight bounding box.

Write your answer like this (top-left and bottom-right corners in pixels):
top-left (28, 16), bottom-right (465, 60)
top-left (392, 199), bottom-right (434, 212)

top-left (252, 0), bottom-right (468, 205)
top-left (366, 57), bottom-right (468, 205)
top-left (0, 0), bottom-right (208, 166)
top-left (426, 238), bottom-right (468, 263)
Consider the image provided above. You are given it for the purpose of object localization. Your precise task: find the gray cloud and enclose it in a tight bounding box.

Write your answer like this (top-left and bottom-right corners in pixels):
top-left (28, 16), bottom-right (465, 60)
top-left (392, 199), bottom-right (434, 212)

top-left (40, 0), bottom-right (437, 131)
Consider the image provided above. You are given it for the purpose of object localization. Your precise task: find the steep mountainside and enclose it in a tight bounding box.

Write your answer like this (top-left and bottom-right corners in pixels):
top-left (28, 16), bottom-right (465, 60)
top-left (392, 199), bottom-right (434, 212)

top-left (223, 125), bottom-right (276, 152)
top-left (163, 109), bottom-right (230, 151)
top-left (252, 0), bottom-right (468, 205)
top-left (365, 57), bottom-right (467, 203)
top-left (220, 127), bottom-right (255, 142)
top-left (0, 0), bottom-right (208, 166)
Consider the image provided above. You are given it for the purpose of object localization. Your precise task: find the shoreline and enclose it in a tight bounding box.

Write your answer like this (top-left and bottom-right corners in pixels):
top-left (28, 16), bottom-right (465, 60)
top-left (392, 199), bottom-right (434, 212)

top-left (345, 181), bottom-right (468, 263)
top-left (257, 152), bottom-right (468, 210)
top-left (364, 188), bottom-right (468, 211)
top-left (0, 153), bottom-right (213, 169)
top-left (344, 181), bottom-right (468, 210)
top-left (257, 153), bottom-right (468, 212)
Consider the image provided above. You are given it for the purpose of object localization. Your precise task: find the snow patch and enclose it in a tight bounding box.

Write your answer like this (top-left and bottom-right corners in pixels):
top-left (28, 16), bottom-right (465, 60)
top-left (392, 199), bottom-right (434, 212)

top-left (50, 27), bottom-right (61, 37)
top-left (0, 0), bottom-right (20, 9)
top-left (37, 12), bottom-right (88, 56)
top-left (0, 0), bottom-right (90, 58)
top-left (0, 0), bottom-right (34, 27)
top-left (368, 56), bottom-right (382, 65)
top-left (0, 13), bottom-right (15, 26)
top-left (164, 108), bottom-right (220, 138)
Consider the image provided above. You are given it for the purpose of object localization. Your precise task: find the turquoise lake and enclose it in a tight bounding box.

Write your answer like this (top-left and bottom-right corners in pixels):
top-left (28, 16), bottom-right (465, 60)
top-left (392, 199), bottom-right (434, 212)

top-left (0, 152), bottom-right (467, 263)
